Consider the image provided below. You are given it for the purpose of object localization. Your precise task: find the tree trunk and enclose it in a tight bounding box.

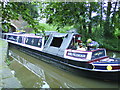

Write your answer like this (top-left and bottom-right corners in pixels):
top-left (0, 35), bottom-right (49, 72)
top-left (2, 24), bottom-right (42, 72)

top-left (88, 3), bottom-right (92, 35)
top-left (100, 2), bottom-right (103, 29)
top-left (100, 2), bottom-right (103, 37)
top-left (82, 19), bottom-right (87, 38)
top-left (104, 2), bottom-right (112, 38)
top-left (111, 2), bottom-right (117, 25)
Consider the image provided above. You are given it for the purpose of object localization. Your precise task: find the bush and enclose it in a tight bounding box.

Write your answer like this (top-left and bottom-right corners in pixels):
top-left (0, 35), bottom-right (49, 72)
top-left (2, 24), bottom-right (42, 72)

top-left (97, 37), bottom-right (120, 51)
top-left (114, 28), bottom-right (120, 38)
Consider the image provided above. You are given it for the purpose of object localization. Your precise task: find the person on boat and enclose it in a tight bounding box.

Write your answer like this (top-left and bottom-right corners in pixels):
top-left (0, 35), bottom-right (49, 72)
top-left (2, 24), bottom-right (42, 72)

top-left (86, 38), bottom-right (99, 50)
top-left (77, 41), bottom-right (86, 51)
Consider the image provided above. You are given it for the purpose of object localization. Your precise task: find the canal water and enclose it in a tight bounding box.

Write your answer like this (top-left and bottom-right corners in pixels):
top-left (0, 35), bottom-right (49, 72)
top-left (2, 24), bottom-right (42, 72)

top-left (8, 45), bottom-right (119, 88)
top-left (107, 50), bottom-right (120, 59)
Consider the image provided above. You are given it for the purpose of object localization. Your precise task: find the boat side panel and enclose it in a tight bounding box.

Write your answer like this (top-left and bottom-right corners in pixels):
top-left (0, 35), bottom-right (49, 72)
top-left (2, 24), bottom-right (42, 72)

top-left (4, 33), bottom-right (44, 51)
top-left (64, 49), bottom-right (92, 61)
top-left (43, 33), bottom-right (74, 57)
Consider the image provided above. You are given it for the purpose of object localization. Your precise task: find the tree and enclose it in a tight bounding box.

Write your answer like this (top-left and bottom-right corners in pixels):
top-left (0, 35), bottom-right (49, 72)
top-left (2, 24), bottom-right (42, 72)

top-left (43, 2), bottom-right (89, 36)
top-left (43, 2), bottom-right (102, 38)
top-left (1, 2), bottom-right (41, 33)
top-left (1, 1), bottom-right (120, 40)
top-left (104, 2), bottom-right (113, 38)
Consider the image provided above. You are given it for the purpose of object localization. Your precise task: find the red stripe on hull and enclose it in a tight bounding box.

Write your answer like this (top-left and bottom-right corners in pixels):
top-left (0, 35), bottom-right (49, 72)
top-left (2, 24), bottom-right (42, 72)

top-left (88, 56), bottom-right (108, 63)
top-left (112, 66), bottom-right (120, 70)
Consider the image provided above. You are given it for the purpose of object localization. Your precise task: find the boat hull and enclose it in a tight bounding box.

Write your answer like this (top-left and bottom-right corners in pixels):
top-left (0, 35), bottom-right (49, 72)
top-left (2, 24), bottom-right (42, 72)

top-left (8, 43), bottom-right (120, 82)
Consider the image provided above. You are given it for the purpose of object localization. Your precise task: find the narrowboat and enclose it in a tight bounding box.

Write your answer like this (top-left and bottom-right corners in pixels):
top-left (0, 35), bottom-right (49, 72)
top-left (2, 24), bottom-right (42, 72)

top-left (2, 31), bottom-right (120, 81)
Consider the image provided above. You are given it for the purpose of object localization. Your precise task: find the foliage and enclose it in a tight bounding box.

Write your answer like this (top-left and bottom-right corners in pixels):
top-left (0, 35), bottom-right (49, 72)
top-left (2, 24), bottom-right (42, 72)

top-left (42, 2), bottom-right (120, 38)
top-left (1, 1), bottom-right (120, 51)
top-left (114, 28), bottom-right (120, 38)
top-left (58, 25), bottom-right (74, 33)
top-left (98, 38), bottom-right (120, 51)
top-left (5, 58), bottom-right (11, 66)
top-left (30, 23), bottom-right (73, 34)
top-left (29, 23), bottom-right (57, 34)
top-left (1, 2), bottom-right (41, 33)
top-left (43, 2), bottom-right (88, 31)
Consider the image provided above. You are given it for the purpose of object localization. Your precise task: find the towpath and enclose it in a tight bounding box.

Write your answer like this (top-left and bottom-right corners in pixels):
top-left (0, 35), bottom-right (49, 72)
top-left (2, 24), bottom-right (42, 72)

top-left (0, 39), bottom-right (22, 88)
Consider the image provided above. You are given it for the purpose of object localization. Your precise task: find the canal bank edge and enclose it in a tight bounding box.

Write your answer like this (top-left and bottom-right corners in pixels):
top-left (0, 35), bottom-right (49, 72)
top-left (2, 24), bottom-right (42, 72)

top-left (0, 39), bottom-right (22, 88)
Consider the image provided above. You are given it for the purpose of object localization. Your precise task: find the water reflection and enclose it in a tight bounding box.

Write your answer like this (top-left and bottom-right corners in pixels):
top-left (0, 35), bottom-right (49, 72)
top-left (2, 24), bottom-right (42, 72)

top-left (8, 47), bottom-right (119, 88)
top-left (9, 50), bottom-right (45, 79)
top-left (9, 50), bottom-right (50, 88)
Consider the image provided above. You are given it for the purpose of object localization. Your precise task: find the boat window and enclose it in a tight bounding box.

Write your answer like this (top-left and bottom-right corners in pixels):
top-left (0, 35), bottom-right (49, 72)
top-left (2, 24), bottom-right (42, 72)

top-left (32, 38), bottom-right (42, 47)
top-left (8, 35), bottom-right (17, 42)
top-left (91, 50), bottom-right (106, 60)
top-left (13, 36), bottom-right (17, 42)
top-left (3, 35), bottom-right (6, 39)
top-left (44, 36), bottom-right (49, 45)
top-left (50, 37), bottom-right (63, 48)
top-left (18, 36), bottom-right (22, 43)
top-left (25, 37), bottom-right (32, 45)
top-left (68, 39), bottom-right (77, 49)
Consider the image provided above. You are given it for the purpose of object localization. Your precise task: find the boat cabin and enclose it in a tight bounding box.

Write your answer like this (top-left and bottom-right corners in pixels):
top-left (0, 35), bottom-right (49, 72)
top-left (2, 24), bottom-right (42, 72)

top-left (43, 32), bottom-right (73, 57)
top-left (42, 32), bottom-right (107, 62)
top-left (2, 32), bottom-right (107, 62)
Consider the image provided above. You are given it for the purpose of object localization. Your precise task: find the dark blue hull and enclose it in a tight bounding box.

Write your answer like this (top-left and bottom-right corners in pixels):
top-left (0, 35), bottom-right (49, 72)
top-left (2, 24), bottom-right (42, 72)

top-left (9, 43), bottom-right (120, 82)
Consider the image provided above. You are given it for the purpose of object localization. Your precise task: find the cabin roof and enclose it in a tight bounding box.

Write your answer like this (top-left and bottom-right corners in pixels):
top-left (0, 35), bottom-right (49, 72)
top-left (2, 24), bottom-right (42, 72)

top-left (3, 33), bottom-right (43, 38)
top-left (51, 33), bottom-right (68, 37)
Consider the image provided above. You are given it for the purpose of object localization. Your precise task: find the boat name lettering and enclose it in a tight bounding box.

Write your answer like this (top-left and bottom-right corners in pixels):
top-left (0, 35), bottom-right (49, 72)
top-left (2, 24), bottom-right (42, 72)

top-left (67, 51), bottom-right (87, 58)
